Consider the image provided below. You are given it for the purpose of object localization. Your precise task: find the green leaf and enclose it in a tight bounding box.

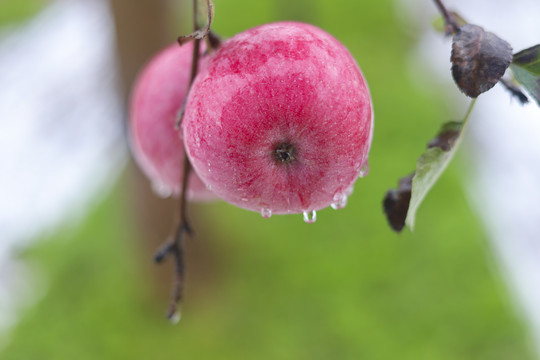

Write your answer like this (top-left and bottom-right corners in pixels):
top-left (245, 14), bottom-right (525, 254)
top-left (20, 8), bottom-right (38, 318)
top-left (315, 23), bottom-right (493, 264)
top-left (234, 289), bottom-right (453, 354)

top-left (513, 45), bottom-right (540, 75)
top-left (405, 121), bottom-right (463, 230)
top-left (511, 45), bottom-right (540, 106)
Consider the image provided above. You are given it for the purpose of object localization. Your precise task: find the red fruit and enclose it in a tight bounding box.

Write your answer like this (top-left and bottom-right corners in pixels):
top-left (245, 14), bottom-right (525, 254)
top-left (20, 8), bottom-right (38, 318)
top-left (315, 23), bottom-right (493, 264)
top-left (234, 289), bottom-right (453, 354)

top-left (182, 22), bottom-right (373, 218)
top-left (129, 42), bottom-right (214, 200)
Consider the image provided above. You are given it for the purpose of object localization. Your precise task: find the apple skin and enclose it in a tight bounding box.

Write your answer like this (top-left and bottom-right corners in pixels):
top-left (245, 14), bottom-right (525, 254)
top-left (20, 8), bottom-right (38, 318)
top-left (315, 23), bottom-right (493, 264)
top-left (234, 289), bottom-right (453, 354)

top-left (182, 22), bottom-right (373, 214)
top-left (129, 42), bottom-right (214, 200)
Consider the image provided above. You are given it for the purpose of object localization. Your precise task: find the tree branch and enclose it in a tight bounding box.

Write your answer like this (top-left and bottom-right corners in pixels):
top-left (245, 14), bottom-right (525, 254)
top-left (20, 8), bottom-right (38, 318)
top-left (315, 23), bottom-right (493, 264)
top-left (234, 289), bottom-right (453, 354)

top-left (155, 0), bottom-right (204, 323)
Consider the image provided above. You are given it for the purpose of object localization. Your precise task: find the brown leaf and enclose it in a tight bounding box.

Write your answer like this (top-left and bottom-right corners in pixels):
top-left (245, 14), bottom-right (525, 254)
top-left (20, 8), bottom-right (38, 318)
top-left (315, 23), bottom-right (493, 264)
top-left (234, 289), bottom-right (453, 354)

top-left (451, 24), bottom-right (513, 97)
top-left (427, 121), bottom-right (462, 151)
top-left (427, 129), bottom-right (458, 151)
top-left (383, 121), bottom-right (463, 233)
top-left (383, 174), bottom-right (413, 233)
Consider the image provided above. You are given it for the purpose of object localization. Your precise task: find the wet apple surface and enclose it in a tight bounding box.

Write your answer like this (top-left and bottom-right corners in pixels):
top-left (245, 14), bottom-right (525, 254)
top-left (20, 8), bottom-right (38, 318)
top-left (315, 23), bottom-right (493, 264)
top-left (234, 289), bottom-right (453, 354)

top-left (183, 22), bottom-right (373, 217)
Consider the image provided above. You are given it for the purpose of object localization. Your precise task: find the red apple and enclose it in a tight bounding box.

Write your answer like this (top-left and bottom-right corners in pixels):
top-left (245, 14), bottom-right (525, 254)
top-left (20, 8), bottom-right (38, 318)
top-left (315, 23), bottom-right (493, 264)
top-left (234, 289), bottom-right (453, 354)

top-left (182, 22), bottom-right (373, 218)
top-left (129, 42), bottom-right (214, 200)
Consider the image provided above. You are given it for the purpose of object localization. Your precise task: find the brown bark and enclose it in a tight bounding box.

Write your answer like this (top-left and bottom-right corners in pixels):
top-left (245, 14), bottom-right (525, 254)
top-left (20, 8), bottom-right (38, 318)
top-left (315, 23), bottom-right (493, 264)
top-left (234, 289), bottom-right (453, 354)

top-left (108, 0), bottom-right (173, 94)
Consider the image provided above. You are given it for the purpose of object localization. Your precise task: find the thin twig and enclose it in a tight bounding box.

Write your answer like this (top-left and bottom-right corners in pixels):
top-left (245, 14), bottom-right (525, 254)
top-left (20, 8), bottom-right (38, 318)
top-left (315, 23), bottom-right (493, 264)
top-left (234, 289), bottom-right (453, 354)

top-left (155, 0), bottom-right (203, 322)
top-left (174, 37), bottom-right (201, 130)
top-left (432, 0), bottom-right (460, 35)
top-left (177, 0), bottom-right (215, 45)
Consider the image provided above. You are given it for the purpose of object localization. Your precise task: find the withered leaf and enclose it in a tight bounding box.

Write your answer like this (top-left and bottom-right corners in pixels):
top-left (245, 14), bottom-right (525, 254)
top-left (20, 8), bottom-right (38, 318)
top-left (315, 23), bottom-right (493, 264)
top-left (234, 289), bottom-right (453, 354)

top-left (383, 121), bottom-right (464, 233)
top-left (427, 121), bottom-right (461, 151)
top-left (406, 121), bottom-right (463, 230)
top-left (383, 174), bottom-right (413, 233)
top-left (451, 24), bottom-right (513, 97)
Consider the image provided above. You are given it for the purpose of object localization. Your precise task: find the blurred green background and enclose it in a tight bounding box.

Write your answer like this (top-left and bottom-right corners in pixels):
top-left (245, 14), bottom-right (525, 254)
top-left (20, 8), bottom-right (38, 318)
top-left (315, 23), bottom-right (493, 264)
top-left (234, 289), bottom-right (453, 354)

top-left (1, 0), bottom-right (536, 359)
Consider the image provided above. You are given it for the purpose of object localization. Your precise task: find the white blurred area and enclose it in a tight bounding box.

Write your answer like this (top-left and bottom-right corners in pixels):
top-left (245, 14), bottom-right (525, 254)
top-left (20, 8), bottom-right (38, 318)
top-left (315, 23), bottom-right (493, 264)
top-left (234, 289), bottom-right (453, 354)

top-left (0, 0), bottom-right (126, 337)
top-left (399, 0), bottom-right (540, 355)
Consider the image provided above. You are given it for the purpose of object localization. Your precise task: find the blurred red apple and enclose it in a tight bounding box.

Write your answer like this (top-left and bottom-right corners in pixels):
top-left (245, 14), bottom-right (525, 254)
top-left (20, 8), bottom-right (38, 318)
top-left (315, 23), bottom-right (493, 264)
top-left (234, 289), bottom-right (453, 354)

top-left (129, 42), bottom-right (214, 200)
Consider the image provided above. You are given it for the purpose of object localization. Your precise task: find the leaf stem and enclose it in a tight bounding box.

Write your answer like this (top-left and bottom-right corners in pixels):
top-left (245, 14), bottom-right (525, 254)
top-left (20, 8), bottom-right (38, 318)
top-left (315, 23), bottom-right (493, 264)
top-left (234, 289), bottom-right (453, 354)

top-left (451, 98), bottom-right (476, 154)
top-left (432, 0), bottom-right (460, 35)
top-left (461, 98), bottom-right (476, 130)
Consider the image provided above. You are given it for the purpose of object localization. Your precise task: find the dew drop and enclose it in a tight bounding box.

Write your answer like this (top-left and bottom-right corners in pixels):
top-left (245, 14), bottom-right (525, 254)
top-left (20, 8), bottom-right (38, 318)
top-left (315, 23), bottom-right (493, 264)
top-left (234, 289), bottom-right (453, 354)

top-left (205, 183), bottom-right (212, 190)
top-left (261, 207), bottom-right (272, 219)
top-left (331, 193), bottom-right (348, 210)
top-left (151, 182), bottom-right (173, 198)
top-left (169, 310), bottom-right (181, 324)
top-left (359, 162), bottom-right (370, 178)
top-left (241, 197), bottom-right (249, 202)
top-left (303, 210), bottom-right (317, 224)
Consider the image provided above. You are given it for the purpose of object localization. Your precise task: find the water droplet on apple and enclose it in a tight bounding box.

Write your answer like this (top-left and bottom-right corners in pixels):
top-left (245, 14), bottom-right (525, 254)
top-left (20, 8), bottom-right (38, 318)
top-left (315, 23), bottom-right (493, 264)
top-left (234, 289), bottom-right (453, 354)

top-left (303, 210), bottom-right (317, 223)
top-left (359, 162), bottom-right (370, 178)
top-left (151, 182), bottom-right (173, 198)
top-left (331, 193), bottom-right (348, 210)
top-left (261, 207), bottom-right (272, 218)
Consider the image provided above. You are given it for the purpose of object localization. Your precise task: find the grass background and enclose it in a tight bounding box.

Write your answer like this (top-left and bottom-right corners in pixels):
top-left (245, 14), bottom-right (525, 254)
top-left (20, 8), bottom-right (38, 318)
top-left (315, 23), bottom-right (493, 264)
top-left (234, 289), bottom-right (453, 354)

top-left (1, 0), bottom-right (536, 359)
